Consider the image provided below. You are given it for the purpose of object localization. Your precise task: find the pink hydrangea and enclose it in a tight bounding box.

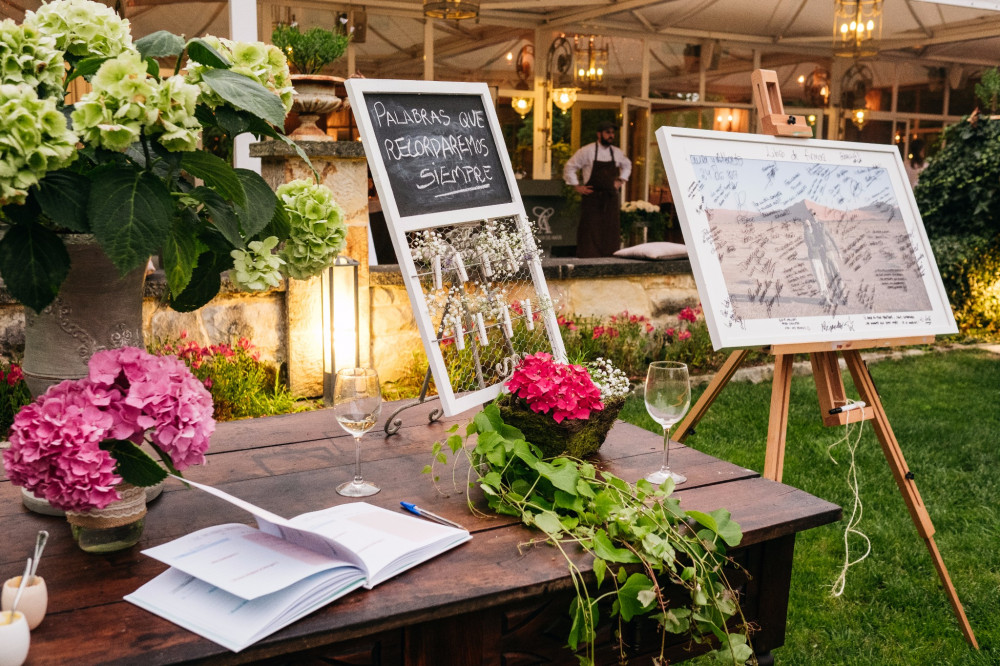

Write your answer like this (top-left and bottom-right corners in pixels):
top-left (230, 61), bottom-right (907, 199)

top-left (505, 352), bottom-right (603, 423)
top-left (3, 380), bottom-right (123, 512)
top-left (2, 347), bottom-right (215, 512)
top-left (89, 348), bottom-right (215, 469)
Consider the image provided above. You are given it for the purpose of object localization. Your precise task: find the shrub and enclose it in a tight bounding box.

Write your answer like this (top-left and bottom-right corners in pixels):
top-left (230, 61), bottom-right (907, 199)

top-left (931, 235), bottom-right (1000, 337)
top-left (0, 361), bottom-right (31, 435)
top-left (271, 23), bottom-right (349, 75)
top-left (148, 334), bottom-right (306, 421)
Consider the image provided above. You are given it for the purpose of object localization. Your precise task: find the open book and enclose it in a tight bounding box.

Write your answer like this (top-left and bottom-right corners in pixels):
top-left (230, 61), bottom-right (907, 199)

top-left (124, 478), bottom-right (471, 652)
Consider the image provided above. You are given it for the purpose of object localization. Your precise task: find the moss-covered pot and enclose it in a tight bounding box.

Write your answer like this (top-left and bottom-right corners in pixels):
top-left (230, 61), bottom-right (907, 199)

top-left (497, 395), bottom-right (625, 459)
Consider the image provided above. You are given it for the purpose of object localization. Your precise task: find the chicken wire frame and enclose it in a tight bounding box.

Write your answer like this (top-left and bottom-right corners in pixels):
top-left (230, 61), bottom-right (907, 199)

top-left (346, 78), bottom-right (566, 417)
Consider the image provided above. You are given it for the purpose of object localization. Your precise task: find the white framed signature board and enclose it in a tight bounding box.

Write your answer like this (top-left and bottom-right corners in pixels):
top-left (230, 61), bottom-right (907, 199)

top-left (346, 79), bottom-right (565, 416)
top-left (655, 127), bottom-right (957, 350)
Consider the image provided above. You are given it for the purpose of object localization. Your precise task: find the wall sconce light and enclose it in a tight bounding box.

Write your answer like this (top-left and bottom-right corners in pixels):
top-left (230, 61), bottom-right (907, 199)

top-left (423, 0), bottom-right (479, 20)
top-left (511, 95), bottom-right (534, 118)
top-left (552, 87), bottom-right (577, 113)
top-left (323, 255), bottom-right (360, 405)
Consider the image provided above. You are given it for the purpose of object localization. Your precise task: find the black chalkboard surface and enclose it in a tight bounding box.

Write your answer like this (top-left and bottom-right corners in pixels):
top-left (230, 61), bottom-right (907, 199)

top-left (364, 92), bottom-right (513, 218)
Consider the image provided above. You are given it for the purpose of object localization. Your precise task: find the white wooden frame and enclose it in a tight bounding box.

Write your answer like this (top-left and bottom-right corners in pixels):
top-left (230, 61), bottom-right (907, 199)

top-left (347, 79), bottom-right (565, 416)
top-left (655, 126), bottom-right (957, 350)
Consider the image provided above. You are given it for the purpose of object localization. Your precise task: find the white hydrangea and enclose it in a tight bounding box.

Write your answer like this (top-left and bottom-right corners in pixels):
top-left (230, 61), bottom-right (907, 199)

top-left (0, 19), bottom-right (65, 99)
top-left (276, 179), bottom-right (347, 279)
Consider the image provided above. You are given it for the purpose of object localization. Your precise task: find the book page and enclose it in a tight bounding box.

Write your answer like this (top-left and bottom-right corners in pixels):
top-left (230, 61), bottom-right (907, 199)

top-left (141, 523), bottom-right (360, 600)
top-left (125, 567), bottom-right (365, 652)
top-left (286, 502), bottom-right (471, 587)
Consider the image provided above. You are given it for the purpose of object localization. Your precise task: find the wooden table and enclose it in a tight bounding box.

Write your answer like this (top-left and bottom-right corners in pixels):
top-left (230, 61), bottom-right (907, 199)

top-left (0, 401), bottom-right (840, 665)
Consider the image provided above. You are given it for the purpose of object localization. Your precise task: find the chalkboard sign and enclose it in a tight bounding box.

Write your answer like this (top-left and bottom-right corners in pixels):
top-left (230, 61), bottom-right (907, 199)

top-left (363, 92), bottom-right (512, 217)
top-left (656, 126), bottom-right (957, 349)
top-left (346, 79), bottom-right (565, 417)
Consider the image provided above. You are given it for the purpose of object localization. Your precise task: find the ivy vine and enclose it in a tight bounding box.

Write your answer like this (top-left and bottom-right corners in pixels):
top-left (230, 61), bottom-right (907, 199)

top-left (427, 404), bottom-right (753, 665)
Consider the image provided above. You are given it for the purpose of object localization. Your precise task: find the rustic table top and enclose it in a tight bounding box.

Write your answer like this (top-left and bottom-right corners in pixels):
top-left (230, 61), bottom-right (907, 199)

top-left (0, 400), bottom-right (840, 665)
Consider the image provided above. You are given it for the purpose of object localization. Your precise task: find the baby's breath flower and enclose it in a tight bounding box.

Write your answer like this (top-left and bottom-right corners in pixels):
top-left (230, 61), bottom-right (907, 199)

top-left (587, 357), bottom-right (631, 401)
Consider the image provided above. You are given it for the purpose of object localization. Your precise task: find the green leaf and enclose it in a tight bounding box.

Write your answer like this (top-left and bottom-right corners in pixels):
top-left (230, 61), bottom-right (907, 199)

top-left (616, 573), bottom-right (656, 621)
top-left (181, 151), bottom-right (246, 207)
top-left (554, 489), bottom-right (584, 513)
top-left (161, 213), bottom-right (205, 297)
top-left (89, 167), bottom-right (174, 274)
top-left (234, 169), bottom-right (277, 239)
top-left (707, 508), bottom-right (743, 547)
top-left (201, 68), bottom-right (286, 127)
top-left (531, 511), bottom-right (564, 536)
top-left (592, 557), bottom-right (607, 587)
top-left (446, 434), bottom-right (464, 454)
top-left (186, 38), bottom-right (231, 68)
top-left (168, 249), bottom-right (230, 312)
top-left (0, 221), bottom-right (68, 313)
top-left (100, 439), bottom-right (168, 487)
top-left (567, 596), bottom-right (597, 651)
top-left (35, 171), bottom-right (90, 232)
top-left (189, 186), bottom-right (244, 249)
top-left (67, 56), bottom-right (109, 83)
top-left (135, 30), bottom-right (186, 59)
top-left (592, 530), bottom-right (640, 564)
top-left (534, 460), bottom-right (579, 494)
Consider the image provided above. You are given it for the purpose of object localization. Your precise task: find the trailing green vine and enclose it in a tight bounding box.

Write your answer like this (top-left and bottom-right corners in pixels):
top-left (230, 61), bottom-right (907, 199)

top-left (427, 403), bottom-right (753, 665)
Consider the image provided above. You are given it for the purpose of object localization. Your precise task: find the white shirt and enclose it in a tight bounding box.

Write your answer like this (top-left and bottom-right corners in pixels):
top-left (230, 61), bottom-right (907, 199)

top-left (563, 142), bottom-right (632, 186)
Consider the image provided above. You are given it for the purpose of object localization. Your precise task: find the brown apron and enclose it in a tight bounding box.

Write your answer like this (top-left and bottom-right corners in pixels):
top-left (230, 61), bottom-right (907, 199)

top-left (576, 145), bottom-right (620, 258)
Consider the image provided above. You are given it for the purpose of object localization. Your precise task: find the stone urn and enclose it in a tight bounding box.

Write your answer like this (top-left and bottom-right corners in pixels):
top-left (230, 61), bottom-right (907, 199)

top-left (289, 74), bottom-right (348, 141)
top-left (22, 234), bottom-right (145, 398)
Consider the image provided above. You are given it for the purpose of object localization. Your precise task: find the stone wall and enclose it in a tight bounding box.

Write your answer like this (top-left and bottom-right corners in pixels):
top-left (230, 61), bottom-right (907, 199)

top-left (1, 256), bottom-right (699, 394)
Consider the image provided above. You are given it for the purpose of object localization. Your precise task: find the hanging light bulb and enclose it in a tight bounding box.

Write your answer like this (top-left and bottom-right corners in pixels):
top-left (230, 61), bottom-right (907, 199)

top-left (510, 95), bottom-right (534, 118)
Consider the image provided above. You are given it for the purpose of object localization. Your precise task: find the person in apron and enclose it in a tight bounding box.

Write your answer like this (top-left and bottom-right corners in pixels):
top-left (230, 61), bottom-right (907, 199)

top-left (563, 121), bottom-right (632, 258)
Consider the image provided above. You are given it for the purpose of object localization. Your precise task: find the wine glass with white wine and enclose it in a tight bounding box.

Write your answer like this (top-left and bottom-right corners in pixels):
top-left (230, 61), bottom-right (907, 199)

top-left (334, 367), bottom-right (382, 497)
top-left (644, 361), bottom-right (691, 486)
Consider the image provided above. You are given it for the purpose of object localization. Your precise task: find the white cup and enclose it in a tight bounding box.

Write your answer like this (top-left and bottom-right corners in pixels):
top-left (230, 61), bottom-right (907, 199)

top-left (2, 576), bottom-right (47, 630)
top-left (0, 610), bottom-right (30, 666)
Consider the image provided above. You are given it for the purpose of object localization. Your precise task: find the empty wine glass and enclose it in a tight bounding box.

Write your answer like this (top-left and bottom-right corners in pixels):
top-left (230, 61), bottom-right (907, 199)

top-left (644, 361), bottom-right (691, 486)
top-left (334, 367), bottom-right (382, 497)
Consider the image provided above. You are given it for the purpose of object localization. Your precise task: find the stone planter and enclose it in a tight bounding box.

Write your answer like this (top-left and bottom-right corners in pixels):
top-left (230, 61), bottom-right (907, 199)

top-left (22, 234), bottom-right (145, 398)
top-left (289, 74), bottom-right (347, 141)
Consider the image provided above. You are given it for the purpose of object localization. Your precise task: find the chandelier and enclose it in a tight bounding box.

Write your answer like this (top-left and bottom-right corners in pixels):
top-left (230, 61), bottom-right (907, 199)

top-left (573, 35), bottom-right (608, 91)
top-left (798, 67), bottom-right (831, 107)
top-left (423, 0), bottom-right (479, 20)
top-left (834, 0), bottom-right (882, 57)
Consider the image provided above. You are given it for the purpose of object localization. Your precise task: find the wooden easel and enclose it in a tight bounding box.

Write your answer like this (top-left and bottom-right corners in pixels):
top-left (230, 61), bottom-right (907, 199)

top-left (673, 70), bottom-right (979, 648)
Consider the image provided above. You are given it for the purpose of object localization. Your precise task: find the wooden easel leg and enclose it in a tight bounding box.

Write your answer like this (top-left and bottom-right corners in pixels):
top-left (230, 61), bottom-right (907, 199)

top-left (674, 349), bottom-right (750, 443)
top-left (763, 354), bottom-right (795, 482)
top-left (842, 351), bottom-right (979, 648)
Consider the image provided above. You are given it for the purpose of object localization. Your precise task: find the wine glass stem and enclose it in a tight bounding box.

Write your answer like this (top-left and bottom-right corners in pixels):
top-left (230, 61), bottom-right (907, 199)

top-left (353, 435), bottom-right (363, 485)
top-left (660, 425), bottom-right (672, 473)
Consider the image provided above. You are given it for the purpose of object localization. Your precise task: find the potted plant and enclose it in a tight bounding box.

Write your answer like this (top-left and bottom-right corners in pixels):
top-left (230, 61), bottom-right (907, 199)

top-left (496, 352), bottom-right (630, 458)
top-left (271, 23), bottom-right (351, 140)
top-left (0, 0), bottom-right (348, 395)
top-left (2, 347), bottom-right (216, 551)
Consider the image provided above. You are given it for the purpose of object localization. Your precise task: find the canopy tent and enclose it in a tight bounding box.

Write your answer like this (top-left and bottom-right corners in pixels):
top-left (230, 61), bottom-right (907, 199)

top-left (3, 0), bottom-right (999, 101)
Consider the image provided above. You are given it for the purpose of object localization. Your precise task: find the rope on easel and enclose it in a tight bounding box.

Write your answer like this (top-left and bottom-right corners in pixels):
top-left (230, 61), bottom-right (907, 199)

top-left (826, 401), bottom-right (871, 597)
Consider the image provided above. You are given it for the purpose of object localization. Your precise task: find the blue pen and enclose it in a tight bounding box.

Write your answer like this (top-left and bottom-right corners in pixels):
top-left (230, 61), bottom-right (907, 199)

top-left (400, 501), bottom-right (465, 530)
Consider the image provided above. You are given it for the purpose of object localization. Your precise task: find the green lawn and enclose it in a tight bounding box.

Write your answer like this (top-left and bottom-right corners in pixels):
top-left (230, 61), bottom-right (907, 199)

top-left (620, 348), bottom-right (1000, 665)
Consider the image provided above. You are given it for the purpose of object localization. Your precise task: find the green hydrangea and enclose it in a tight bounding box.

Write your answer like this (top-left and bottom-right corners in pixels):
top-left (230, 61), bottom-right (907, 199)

top-left (186, 36), bottom-right (294, 114)
top-left (276, 180), bottom-right (347, 280)
top-left (151, 75), bottom-right (202, 152)
top-left (0, 19), bottom-right (64, 99)
top-left (23, 0), bottom-right (132, 59)
top-left (0, 83), bottom-right (78, 205)
top-left (71, 52), bottom-right (202, 152)
top-left (230, 236), bottom-right (285, 291)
